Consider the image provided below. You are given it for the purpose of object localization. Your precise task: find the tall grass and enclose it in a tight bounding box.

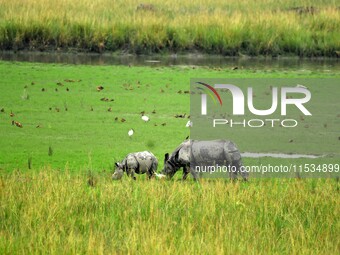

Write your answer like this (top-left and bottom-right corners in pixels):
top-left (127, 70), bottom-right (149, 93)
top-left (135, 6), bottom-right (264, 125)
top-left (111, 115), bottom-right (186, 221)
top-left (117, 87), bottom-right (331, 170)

top-left (0, 169), bottom-right (339, 254)
top-left (0, 0), bottom-right (339, 56)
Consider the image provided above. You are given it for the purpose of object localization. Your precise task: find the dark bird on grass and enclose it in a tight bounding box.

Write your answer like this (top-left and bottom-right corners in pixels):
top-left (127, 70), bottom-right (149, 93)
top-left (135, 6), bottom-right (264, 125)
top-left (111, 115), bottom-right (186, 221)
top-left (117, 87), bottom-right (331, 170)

top-left (10, 111), bottom-right (14, 117)
top-left (14, 121), bottom-right (23, 128)
top-left (41, 88), bottom-right (45, 92)
top-left (289, 139), bottom-right (294, 143)
top-left (175, 113), bottom-right (186, 118)
top-left (31, 82), bottom-right (35, 85)
top-left (11, 120), bottom-right (14, 125)
top-left (24, 85), bottom-right (28, 88)
top-left (36, 125), bottom-right (41, 128)
top-left (49, 107), bottom-right (52, 111)
top-left (338, 137), bottom-right (340, 141)
top-left (55, 108), bottom-right (60, 112)
top-left (183, 90), bottom-right (190, 94)
top-left (57, 82), bottom-right (63, 86)
top-left (55, 88), bottom-right (58, 92)
top-left (232, 66), bottom-right (239, 70)
top-left (66, 87), bottom-right (69, 92)
top-left (121, 118), bottom-right (126, 123)
top-left (152, 109), bottom-right (156, 114)
top-left (108, 107), bottom-right (112, 112)
top-left (0, 108), bottom-right (4, 113)
top-left (90, 106), bottom-right (94, 111)
top-left (177, 90), bottom-right (182, 94)
top-left (115, 117), bottom-right (118, 121)
top-left (96, 85), bottom-right (104, 91)
top-left (185, 136), bottom-right (189, 140)
top-left (110, 99), bottom-right (114, 101)
top-left (140, 111), bottom-right (145, 115)
top-left (161, 123), bottom-right (166, 126)
top-left (160, 89), bottom-right (164, 93)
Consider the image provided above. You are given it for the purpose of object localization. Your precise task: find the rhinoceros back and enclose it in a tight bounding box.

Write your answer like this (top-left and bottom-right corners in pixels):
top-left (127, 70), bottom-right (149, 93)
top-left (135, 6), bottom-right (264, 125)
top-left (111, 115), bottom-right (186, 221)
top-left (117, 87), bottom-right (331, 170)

top-left (127, 151), bottom-right (155, 173)
top-left (190, 140), bottom-right (239, 165)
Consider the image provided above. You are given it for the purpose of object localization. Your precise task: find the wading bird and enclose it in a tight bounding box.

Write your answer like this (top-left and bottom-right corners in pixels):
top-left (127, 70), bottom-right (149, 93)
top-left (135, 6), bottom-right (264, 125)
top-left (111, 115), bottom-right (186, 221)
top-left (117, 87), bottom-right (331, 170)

top-left (142, 115), bottom-right (150, 122)
top-left (128, 129), bottom-right (134, 137)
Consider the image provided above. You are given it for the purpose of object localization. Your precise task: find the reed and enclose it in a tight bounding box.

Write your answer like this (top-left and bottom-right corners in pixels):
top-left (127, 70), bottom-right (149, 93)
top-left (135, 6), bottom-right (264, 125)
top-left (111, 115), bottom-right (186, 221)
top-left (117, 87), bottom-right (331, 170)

top-left (0, 0), bottom-right (339, 56)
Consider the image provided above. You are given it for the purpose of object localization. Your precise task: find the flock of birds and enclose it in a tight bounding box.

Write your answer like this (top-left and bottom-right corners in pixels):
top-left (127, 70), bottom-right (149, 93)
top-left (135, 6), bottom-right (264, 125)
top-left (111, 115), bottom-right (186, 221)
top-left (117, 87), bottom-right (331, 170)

top-left (4, 80), bottom-right (193, 139)
top-left (3, 81), bottom-right (340, 144)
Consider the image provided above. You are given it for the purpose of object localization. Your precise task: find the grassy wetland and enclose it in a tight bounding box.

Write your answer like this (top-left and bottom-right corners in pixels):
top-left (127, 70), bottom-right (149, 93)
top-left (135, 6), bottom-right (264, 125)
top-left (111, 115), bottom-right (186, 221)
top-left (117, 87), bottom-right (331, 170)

top-left (1, 1), bottom-right (340, 253)
top-left (0, 60), bottom-right (340, 254)
top-left (0, 0), bottom-right (339, 56)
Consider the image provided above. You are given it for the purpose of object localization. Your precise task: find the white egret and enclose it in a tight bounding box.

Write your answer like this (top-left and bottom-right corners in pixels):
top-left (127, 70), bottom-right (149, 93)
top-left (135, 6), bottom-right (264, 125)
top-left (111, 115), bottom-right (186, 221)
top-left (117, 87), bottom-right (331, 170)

top-left (141, 115), bottom-right (150, 122)
top-left (128, 129), bottom-right (134, 137)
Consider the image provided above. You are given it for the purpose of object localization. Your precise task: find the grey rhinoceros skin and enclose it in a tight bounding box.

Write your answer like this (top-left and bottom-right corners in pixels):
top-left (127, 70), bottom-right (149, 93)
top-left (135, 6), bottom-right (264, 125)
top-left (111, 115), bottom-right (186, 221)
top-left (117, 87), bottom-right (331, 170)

top-left (112, 151), bottom-right (158, 180)
top-left (162, 140), bottom-right (248, 181)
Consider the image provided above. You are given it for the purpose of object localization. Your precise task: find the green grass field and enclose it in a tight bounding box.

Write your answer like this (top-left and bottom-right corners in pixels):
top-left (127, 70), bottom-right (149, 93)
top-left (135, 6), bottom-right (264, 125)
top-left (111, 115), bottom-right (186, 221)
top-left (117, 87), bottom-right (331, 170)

top-left (0, 61), bottom-right (339, 172)
top-left (0, 0), bottom-right (339, 56)
top-left (0, 60), bottom-right (339, 254)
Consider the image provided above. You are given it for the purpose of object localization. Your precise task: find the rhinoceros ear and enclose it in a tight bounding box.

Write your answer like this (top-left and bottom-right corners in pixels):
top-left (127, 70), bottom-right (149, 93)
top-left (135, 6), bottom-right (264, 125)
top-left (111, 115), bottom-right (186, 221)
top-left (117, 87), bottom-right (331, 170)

top-left (164, 153), bottom-right (169, 162)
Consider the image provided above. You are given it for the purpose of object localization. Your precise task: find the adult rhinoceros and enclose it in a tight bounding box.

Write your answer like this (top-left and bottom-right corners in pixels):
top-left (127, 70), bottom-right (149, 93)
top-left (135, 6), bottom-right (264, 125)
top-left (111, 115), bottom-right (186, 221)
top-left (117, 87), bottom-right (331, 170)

top-left (112, 151), bottom-right (158, 180)
top-left (162, 140), bottom-right (248, 181)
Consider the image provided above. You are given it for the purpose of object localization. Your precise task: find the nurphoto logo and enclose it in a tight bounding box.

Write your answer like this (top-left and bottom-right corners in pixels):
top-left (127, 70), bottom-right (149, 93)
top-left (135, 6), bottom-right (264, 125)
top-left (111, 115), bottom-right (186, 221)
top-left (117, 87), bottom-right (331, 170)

top-left (194, 80), bottom-right (312, 128)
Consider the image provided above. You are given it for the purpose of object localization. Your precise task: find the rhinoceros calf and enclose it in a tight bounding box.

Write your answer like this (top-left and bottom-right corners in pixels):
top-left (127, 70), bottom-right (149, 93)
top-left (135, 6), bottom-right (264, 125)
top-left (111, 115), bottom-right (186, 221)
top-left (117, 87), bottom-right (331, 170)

top-left (162, 139), bottom-right (248, 181)
top-left (112, 151), bottom-right (158, 180)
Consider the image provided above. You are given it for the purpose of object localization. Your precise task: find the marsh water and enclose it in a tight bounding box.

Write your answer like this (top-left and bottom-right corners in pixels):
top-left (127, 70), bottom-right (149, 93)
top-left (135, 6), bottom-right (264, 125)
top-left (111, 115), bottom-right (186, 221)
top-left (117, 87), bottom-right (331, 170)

top-left (241, 152), bottom-right (321, 159)
top-left (1, 51), bottom-right (339, 71)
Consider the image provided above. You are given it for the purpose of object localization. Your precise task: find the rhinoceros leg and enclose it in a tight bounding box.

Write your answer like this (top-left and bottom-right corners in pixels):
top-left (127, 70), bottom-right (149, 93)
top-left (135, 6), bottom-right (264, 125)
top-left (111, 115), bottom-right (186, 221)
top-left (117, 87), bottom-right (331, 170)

top-left (148, 159), bottom-right (158, 179)
top-left (182, 166), bottom-right (190, 180)
top-left (190, 167), bottom-right (199, 181)
top-left (231, 151), bottom-right (248, 181)
top-left (147, 169), bottom-right (155, 179)
top-left (127, 168), bottom-right (137, 180)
